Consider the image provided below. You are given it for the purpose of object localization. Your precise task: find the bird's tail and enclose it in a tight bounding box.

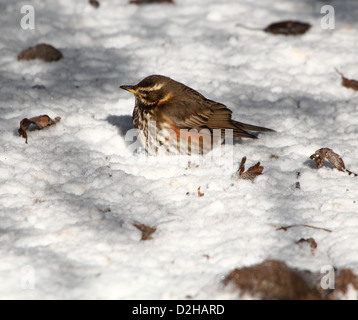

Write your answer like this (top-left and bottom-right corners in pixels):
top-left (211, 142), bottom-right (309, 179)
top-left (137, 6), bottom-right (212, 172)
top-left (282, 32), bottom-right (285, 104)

top-left (235, 121), bottom-right (275, 132)
top-left (232, 121), bottom-right (275, 139)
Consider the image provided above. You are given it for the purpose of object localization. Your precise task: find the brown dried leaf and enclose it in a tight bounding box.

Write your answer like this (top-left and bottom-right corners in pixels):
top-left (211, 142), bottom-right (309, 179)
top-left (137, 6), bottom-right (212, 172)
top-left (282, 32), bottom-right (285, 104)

top-left (264, 21), bottom-right (311, 35)
top-left (270, 154), bottom-right (279, 159)
top-left (335, 69), bottom-right (358, 91)
top-left (309, 148), bottom-right (358, 176)
top-left (325, 150), bottom-right (346, 172)
top-left (317, 268), bottom-right (358, 300)
top-left (130, 0), bottom-right (174, 4)
top-left (237, 156), bottom-right (246, 176)
top-left (310, 148), bottom-right (345, 171)
top-left (226, 259), bottom-right (358, 300)
top-left (89, 0), bottom-right (100, 8)
top-left (18, 115), bottom-right (61, 143)
top-left (18, 44), bottom-right (63, 62)
top-left (197, 187), bottom-right (204, 197)
top-left (225, 259), bottom-right (321, 300)
top-left (296, 238), bottom-right (318, 255)
top-left (236, 20), bottom-right (311, 36)
top-left (296, 238), bottom-right (317, 249)
top-left (133, 223), bottom-right (156, 241)
top-left (332, 269), bottom-right (358, 294)
top-left (237, 156), bottom-right (263, 181)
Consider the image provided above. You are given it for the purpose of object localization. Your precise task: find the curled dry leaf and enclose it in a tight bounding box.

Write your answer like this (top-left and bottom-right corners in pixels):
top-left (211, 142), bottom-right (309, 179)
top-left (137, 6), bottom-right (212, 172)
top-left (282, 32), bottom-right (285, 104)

top-left (18, 115), bottom-right (61, 144)
top-left (237, 20), bottom-right (311, 36)
top-left (335, 69), bottom-right (358, 91)
top-left (237, 156), bottom-right (264, 181)
top-left (310, 148), bottom-right (357, 176)
top-left (133, 223), bottom-right (156, 241)
top-left (310, 148), bottom-right (345, 171)
top-left (197, 187), bottom-right (204, 197)
top-left (296, 238), bottom-right (318, 255)
top-left (18, 43), bottom-right (63, 62)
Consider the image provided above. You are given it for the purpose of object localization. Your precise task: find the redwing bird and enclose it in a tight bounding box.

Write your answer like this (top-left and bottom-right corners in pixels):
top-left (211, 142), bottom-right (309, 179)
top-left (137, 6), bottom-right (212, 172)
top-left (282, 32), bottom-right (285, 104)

top-left (120, 75), bottom-right (273, 155)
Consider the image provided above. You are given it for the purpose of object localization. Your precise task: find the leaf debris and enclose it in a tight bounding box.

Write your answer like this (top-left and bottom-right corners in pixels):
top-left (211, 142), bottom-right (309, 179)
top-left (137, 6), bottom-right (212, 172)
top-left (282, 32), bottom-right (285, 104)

top-left (18, 115), bottom-right (61, 144)
top-left (237, 156), bottom-right (263, 181)
top-left (225, 259), bottom-right (321, 300)
top-left (264, 21), bottom-right (311, 35)
top-left (89, 0), bottom-right (100, 8)
top-left (225, 259), bottom-right (358, 300)
top-left (237, 20), bottom-right (311, 36)
top-left (18, 43), bottom-right (63, 62)
top-left (310, 148), bottom-right (357, 176)
top-left (296, 238), bottom-right (318, 254)
top-left (133, 223), bottom-right (157, 241)
top-left (335, 68), bottom-right (358, 91)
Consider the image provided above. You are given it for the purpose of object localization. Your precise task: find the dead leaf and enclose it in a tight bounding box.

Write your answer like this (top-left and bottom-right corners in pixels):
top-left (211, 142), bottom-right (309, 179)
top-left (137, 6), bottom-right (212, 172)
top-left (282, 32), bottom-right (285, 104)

top-left (335, 68), bottom-right (358, 91)
top-left (225, 259), bottom-right (358, 300)
top-left (317, 268), bottom-right (358, 300)
top-left (18, 44), bottom-right (63, 62)
top-left (89, 0), bottom-right (100, 8)
top-left (310, 148), bottom-right (345, 171)
top-left (264, 21), bottom-right (311, 35)
top-left (310, 148), bottom-right (357, 176)
top-left (18, 115), bottom-right (61, 143)
top-left (32, 85), bottom-right (46, 90)
top-left (296, 238), bottom-right (318, 254)
top-left (197, 187), bottom-right (204, 197)
top-left (237, 20), bottom-right (311, 35)
top-left (225, 259), bottom-right (321, 300)
top-left (133, 223), bottom-right (156, 241)
top-left (332, 269), bottom-right (358, 295)
top-left (237, 156), bottom-right (264, 181)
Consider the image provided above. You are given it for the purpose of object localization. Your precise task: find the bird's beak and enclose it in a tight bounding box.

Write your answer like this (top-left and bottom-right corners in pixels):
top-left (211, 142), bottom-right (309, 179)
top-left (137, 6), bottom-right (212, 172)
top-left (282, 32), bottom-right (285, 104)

top-left (120, 85), bottom-right (138, 94)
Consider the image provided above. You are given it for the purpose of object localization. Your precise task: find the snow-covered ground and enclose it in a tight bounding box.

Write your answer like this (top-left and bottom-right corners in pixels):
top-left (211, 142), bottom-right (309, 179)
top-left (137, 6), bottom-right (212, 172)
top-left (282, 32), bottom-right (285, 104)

top-left (1, 0), bottom-right (358, 299)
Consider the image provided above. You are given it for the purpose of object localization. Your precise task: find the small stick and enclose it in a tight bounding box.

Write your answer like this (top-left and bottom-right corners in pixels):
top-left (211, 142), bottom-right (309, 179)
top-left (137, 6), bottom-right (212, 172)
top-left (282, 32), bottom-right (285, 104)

top-left (275, 224), bottom-right (332, 233)
top-left (236, 23), bottom-right (263, 31)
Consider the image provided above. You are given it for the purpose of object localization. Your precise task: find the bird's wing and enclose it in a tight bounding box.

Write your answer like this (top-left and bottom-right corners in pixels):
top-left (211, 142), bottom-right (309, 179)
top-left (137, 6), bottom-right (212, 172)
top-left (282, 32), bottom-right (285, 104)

top-left (159, 93), bottom-right (214, 130)
top-left (160, 97), bottom-right (260, 138)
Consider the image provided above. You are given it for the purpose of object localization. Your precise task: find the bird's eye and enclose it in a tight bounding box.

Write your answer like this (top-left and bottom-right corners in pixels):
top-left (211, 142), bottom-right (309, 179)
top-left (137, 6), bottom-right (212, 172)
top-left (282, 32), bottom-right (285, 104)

top-left (141, 90), bottom-right (151, 95)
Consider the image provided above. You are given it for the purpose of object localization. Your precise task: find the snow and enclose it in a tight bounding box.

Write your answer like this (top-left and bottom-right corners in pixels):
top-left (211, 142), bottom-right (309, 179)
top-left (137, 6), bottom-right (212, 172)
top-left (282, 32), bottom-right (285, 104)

top-left (1, 0), bottom-right (358, 299)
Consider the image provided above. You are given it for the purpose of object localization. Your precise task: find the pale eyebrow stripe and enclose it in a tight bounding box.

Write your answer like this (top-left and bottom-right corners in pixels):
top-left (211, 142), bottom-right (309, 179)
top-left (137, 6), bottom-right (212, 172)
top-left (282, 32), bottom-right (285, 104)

top-left (139, 82), bottom-right (164, 91)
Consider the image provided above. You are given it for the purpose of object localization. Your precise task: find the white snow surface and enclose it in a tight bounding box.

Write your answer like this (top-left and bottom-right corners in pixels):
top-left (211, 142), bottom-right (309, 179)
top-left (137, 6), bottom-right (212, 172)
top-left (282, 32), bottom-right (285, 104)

top-left (1, 0), bottom-right (358, 299)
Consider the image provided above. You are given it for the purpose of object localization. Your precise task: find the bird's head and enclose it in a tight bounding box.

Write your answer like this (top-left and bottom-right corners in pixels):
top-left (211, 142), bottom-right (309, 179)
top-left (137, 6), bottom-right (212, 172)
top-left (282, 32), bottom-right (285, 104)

top-left (120, 75), bottom-right (175, 107)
